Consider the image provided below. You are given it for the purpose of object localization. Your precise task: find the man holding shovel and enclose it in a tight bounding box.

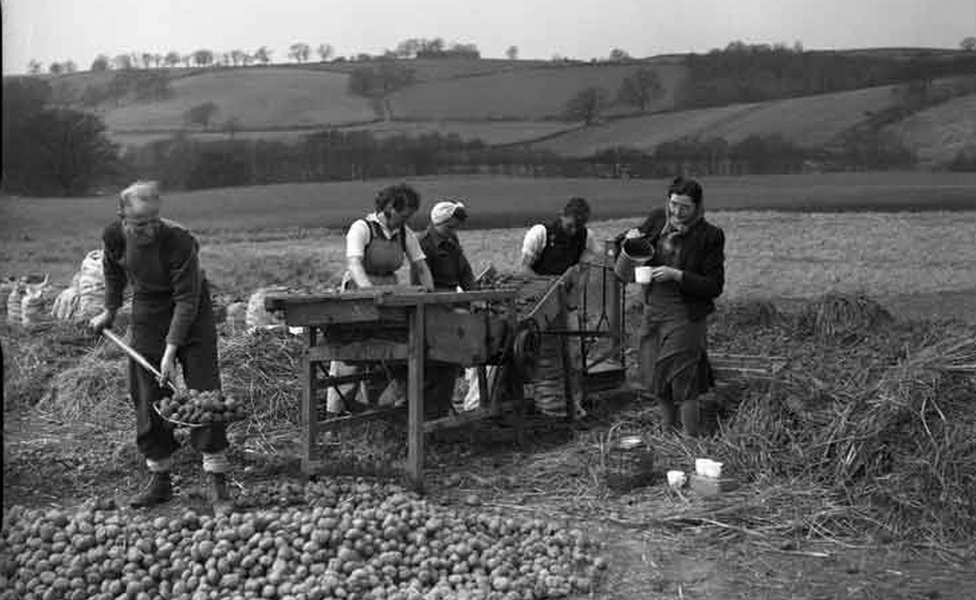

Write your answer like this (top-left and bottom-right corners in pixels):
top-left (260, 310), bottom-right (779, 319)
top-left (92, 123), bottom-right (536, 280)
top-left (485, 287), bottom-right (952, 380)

top-left (89, 180), bottom-right (231, 508)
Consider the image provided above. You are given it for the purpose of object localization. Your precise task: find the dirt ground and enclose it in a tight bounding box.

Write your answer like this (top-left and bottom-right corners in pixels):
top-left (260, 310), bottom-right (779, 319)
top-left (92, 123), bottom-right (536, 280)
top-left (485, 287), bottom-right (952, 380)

top-left (3, 292), bottom-right (976, 599)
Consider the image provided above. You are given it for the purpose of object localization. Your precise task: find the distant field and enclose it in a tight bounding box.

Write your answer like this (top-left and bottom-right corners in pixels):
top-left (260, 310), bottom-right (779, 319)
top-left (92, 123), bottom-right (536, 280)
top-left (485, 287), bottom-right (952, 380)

top-left (885, 94), bottom-right (976, 165)
top-left (388, 63), bottom-right (687, 120)
top-left (108, 120), bottom-right (577, 149)
top-left (99, 68), bottom-right (376, 131)
top-left (532, 84), bottom-right (902, 156)
top-left (301, 58), bottom-right (552, 82)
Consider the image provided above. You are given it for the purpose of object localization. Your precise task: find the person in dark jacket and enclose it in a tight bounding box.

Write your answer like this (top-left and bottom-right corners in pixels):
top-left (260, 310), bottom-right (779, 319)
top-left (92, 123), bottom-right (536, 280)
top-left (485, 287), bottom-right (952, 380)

top-left (88, 180), bottom-right (232, 508)
top-left (621, 177), bottom-right (725, 436)
top-left (418, 200), bottom-right (474, 418)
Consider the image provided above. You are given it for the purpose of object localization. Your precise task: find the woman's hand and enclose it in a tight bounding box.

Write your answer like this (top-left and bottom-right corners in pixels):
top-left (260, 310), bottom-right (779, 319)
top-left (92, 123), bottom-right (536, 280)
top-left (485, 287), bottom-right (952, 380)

top-left (158, 344), bottom-right (178, 387)
top-left (651, 266), bottom-right (682, 283)
top-left (624, 228), bottom-right (642, 240)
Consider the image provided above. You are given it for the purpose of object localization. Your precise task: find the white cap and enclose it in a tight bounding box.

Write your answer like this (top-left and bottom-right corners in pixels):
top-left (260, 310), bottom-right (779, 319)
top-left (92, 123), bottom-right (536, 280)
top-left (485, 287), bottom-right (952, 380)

top-left (430, 201), bottom-right (467, 226)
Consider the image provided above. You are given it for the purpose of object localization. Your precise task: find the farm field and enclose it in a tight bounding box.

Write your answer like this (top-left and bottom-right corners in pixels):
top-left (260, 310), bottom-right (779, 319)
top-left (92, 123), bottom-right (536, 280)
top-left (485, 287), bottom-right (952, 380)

top-left (387, 63), bottom-right (687, 121)
top-left (107, 120), bottom-right (578, 148)
top-left (531, 84), bottom-right (903, 156)
top-left (98, 68), bottom-right (377, 131)
top-left (885, 94), bottom-right (976, 165)
top-left (4, 174), bottom-right (976, 599)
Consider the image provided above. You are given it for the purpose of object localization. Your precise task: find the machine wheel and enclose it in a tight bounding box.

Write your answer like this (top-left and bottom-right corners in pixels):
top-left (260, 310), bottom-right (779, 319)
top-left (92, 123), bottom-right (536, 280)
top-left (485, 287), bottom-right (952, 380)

top-left (512, 320), bottom-right (542, 380)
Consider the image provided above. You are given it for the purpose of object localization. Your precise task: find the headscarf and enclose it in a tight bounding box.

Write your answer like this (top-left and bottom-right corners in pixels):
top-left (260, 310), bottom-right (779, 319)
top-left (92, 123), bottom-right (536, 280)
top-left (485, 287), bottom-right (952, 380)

top-left (658, 196), bottom-right (704, 265)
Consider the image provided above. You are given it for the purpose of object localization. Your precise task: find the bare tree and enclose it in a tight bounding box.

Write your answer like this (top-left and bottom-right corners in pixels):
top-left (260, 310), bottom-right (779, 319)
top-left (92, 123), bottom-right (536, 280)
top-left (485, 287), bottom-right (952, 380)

top-left (962, 36), bottom-right (976, 52)
top-left (254, 46), bottom-right (272, 65)
top-left (185, 101), bottom-right (219, 130)
top-left (563, 86), bottom-right (610, 125)
top-left (289, 43), bottom-right (311, 63)
top-left (63, 60), bottom-right (77, 74)
top-left (193, 49), bottom-right (214, 67)
top-left (506, 45), bottom-right (518, 60)
top-left (242, 53), bottom-right (254, 66)
top-left (395, 38), bottom-right (421, 58)
top-left (222, 116), bottom-right (242, 139)
top-left (164, 51), bottom-right (181, 68)
top-left (91, 55), bottom-right (110, 72)
top-left (28, 60), bottom-right (43, 74)
top-left (616, 67), bottom-right (664, 112)
top-left (181, 54), bottom-right (193, 68)
top-left (609, 48), bottom-right (631, 62)
top-left (113, 54), bottom-right (133, 70)
top-left (317, 43), bottom-right (334, 62)
top-left (230, 50), bottom-right (247, 67)
top-left (152, 54), bottom-right (164, 68)
top-left (141, 53), bottom-right (154, 69)
top-left (48, 62), bottom-right (64, 75)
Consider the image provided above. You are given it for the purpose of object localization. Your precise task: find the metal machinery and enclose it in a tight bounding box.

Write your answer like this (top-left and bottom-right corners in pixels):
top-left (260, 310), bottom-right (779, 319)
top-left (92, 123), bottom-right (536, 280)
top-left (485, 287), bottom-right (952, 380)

top-left (265, 240), bottom-right (626, 489)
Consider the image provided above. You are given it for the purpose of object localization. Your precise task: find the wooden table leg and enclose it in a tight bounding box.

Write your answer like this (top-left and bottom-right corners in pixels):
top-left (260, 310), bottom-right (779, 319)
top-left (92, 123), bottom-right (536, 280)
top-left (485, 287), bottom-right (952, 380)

top-left (302, 326), bottom-right (319, 475)
top-left (407, 304), bottom-right (426, 491)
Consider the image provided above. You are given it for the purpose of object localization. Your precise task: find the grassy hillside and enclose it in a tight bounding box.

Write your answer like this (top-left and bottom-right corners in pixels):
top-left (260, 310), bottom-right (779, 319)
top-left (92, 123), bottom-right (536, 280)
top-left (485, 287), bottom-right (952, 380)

top-left (304, 57), bottom-right (552, 81)
top-left (95, 68), bottom-right (376, 131)
top-left (388, 62), bottom-right (687, 120)
top-left (530, 84), bottom-right (902, 156)
top-left (885, 94), bottom-right (976, 165)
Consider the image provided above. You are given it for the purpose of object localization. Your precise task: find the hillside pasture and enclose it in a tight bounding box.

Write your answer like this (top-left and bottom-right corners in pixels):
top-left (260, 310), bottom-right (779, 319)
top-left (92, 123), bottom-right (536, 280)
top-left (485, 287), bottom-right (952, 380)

top-left (886, 94), bottom-right (976, 165)
top-left (99, 68), bottom-right (376, 131)
top-left (532, 84), bottom-right (902, 156)
top-left (302, 57), bottom-right (553, 81)
top-left (387, 63), bottom-right (687, 121)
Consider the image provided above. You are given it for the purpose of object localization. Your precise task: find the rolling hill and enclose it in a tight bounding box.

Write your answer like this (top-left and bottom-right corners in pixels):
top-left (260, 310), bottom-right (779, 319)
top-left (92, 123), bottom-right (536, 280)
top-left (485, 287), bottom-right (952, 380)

top-left (529, 84), bottom-right (903, 156)
top-left (884, 94), bottom-right (976, 165)
top-left (387, 60), bottom-right (687, 120)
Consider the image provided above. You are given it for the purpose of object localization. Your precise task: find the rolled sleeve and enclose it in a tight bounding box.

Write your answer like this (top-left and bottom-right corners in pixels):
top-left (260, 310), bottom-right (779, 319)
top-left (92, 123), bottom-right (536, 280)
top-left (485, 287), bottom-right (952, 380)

top-left (404, 228), bottom-right (426, 262)
top-left (345, 220), bottom-right (370, 259)
top-left (582, 227), bottom-right (602, 262)
top-left (165, 232), bottom-right (203, 347)
top-left (521, 224), bottom-right (547, 265)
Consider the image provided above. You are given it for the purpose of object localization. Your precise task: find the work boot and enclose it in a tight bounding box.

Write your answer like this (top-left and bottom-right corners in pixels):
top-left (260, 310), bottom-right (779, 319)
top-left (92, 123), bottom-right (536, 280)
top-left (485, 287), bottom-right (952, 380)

top-left (208, 472), bottom-right (234, 515)
top-left (129, 471), bottom-right (173, 508)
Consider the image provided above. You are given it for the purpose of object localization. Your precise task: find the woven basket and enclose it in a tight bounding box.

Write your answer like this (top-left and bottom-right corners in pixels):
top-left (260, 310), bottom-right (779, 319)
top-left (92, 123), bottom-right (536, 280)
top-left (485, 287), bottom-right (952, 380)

top-left (604, 434), bottom-right (655, 492)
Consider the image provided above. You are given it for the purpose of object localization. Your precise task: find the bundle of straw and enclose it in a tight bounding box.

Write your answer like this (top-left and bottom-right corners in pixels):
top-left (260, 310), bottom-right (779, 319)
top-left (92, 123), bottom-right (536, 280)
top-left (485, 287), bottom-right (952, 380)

top-left (795, 292), bottom-right (893, 341)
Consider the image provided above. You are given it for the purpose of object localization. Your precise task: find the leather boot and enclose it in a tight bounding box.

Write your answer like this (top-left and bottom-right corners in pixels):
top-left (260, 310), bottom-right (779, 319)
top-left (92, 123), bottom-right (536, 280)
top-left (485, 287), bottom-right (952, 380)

top-left (130, 471), bottom-right (173, 508)
top-left (208, 472), bottom-right (230, 503)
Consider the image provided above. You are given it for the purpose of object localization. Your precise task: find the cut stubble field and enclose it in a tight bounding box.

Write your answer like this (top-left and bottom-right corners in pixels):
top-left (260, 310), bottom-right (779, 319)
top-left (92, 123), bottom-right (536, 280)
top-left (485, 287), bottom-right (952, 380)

top-left (2, 173), bottom-right (975, 322)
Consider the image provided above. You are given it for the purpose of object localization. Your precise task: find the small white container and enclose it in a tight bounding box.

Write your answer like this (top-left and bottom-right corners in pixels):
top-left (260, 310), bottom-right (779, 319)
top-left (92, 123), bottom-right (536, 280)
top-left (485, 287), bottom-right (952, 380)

top-left (695, 458), bottom-right (724, 479)
top-left (634, 266), bottom-right (653, 284)
top-left (666, 470), bottom-right (687, 488)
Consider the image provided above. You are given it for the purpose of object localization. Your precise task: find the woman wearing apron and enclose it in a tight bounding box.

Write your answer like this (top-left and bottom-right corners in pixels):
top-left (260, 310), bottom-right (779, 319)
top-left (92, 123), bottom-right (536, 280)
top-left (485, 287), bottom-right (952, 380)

top-left (622, 177), bottom-right (726, 436)
top-left (326, 184), bottom-right (435, 414)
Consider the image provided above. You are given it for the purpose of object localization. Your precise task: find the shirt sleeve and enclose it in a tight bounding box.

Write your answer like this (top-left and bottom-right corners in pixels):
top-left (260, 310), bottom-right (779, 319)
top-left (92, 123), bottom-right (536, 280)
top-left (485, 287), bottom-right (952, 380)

top-left (345, 220), bottom-right (370, 259)
top-left (521, 224), bottom-right (547, 264)
top-left (102, 225), bottom-right (127, 312)
top-left (404, 228), bottom-right (426, 262)
top-left (582, 227), bottom-right (602, 262)
top-left (165, 230), bottom-right (203, 347)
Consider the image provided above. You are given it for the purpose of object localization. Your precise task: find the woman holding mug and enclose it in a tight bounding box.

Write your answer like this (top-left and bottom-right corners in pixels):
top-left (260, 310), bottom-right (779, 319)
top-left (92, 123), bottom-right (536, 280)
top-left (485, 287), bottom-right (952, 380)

top-left (621, 177), bottom-right (725, 436)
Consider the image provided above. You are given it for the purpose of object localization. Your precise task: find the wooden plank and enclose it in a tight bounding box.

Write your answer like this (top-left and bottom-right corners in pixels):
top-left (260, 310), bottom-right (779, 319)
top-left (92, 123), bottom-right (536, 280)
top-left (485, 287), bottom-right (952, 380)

top-left (308, 341), bottom-right (409, 362)
top-left (318, 406), bottom-right (405, 429)
top-left (374, 289), bottom-right (518, 306)
top-left (423, 400), bottom-right (523, 432)
top-left (265, 287), bottom-right (423, 309)
top-left (425, 310), bottom-right (490, 365)
top-left (406, 304), bottom-right (426, 491)
top-left (477, 366), bottom-right (489, 411)
top-left (301, 327), bottom-right (318, 475)
top-left (280, 300), bottom-right (382, 326)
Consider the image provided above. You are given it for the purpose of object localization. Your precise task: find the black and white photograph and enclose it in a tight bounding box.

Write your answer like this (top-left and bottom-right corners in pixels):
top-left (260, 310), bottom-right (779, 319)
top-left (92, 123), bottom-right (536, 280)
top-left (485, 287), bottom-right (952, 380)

top-left (2, 0), bottom-right (976, 598)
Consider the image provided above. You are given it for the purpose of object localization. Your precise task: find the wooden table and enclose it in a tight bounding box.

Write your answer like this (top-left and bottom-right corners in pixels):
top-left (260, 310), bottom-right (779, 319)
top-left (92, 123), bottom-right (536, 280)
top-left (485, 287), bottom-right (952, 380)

top-left (266, 288), bottom-right (520, 489)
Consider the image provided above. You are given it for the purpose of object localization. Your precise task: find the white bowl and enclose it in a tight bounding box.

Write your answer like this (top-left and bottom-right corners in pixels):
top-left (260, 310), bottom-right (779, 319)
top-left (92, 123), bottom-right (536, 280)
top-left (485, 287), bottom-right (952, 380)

top-left (666, 470), bottom-right (687, 488)
top-left (634, 266), bottom-right (653, 284)
top-left (695, 458), bottom-right (723, 479)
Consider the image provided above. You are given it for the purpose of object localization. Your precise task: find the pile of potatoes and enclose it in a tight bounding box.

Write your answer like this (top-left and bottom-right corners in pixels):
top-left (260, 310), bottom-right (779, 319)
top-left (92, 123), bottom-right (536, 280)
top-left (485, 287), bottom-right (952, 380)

top-left (0, 480), bottom-right (606, 600)
top-left (157, 390), bottom-right (246, 427)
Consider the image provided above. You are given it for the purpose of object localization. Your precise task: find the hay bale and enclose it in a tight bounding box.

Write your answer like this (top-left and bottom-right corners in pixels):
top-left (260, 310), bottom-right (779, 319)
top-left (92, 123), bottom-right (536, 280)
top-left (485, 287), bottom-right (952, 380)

top-left (36, 349), bottom-right (129, 423)
top-left (796, 292), bottom-right (892, 341)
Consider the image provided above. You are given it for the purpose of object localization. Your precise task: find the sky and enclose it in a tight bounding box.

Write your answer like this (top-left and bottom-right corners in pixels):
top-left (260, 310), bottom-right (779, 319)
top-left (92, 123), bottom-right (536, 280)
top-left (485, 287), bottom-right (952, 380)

top-left (3, 0), bottom-right (975, 74)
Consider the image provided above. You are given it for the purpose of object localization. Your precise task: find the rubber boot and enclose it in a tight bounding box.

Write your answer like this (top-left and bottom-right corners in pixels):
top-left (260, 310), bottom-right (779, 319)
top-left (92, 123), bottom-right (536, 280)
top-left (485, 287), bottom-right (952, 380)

top-left (658, 397), bottom-right (679, 432)
top-left (130, 471), bottom-right (173, 508)
top-left (680, 399), bottom-right (701, 437)
top-left (209, 472), bottom-right (230, 504)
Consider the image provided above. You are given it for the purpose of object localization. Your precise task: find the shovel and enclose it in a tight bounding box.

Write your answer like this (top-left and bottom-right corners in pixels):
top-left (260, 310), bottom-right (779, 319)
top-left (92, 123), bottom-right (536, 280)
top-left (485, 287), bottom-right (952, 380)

top-left (102, 329), bottom-right (179, 394)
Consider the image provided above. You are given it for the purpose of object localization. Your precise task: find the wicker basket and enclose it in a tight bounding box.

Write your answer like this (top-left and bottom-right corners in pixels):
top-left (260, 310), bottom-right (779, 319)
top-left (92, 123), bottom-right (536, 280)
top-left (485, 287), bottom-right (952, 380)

top-left (604, 434), bottom-right (655, 492)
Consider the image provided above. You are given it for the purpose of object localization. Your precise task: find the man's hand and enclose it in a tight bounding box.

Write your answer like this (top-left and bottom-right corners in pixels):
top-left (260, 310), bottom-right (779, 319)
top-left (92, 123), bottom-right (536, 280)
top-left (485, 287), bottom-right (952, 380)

top-left (624, 228), bottom-right (642, 240)
top-left (651, 266), bottom-right (682, 283)
top-left (88, 309), bottom-right (116, 333)
top-left (158, 344), bottom-right (178, 387)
